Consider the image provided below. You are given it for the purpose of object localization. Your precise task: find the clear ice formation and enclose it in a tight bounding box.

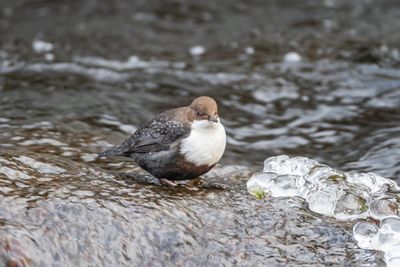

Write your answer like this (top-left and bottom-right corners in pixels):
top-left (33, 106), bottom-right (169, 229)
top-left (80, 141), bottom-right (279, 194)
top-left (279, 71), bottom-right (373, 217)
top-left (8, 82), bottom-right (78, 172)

top-left (247, 155), bottom-right (400, 267)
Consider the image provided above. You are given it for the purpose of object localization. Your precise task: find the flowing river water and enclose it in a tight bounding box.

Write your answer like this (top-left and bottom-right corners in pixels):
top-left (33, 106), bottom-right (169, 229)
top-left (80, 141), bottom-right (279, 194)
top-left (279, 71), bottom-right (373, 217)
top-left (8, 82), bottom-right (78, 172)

top-left (0, 0), bottom-right (400, 266)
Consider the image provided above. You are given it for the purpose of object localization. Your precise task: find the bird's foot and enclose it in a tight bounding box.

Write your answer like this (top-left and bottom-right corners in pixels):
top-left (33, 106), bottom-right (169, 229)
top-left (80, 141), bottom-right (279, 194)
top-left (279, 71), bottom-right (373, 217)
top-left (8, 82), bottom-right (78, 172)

top-left (179, 184), bottom-right (199, 191)
top-left (159, 178), bottom-right (178, 187)
top-left (185, 177), bottom-right (204, 187)
top-left (159, 178), bottom-right (204, 191)
top-left (179, 177), bottom-right (203, 191)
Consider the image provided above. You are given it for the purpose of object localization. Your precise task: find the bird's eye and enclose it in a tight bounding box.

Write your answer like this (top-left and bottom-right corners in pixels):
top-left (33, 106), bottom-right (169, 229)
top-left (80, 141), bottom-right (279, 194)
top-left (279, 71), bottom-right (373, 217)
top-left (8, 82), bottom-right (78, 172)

top-left (197, 112), bottom-right (201, 116)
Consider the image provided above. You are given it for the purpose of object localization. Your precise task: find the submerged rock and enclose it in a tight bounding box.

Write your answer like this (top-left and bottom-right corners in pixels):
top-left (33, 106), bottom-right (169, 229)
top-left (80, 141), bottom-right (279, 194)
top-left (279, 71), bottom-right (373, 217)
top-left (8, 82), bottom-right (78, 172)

top-left (0, 151), bottom-right (379, 266)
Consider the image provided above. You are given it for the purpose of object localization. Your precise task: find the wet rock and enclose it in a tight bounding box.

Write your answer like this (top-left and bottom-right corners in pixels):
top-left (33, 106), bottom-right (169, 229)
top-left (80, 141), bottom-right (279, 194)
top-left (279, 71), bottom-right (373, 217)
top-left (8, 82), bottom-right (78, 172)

top-left (0, 239), bottom-right (32, 267)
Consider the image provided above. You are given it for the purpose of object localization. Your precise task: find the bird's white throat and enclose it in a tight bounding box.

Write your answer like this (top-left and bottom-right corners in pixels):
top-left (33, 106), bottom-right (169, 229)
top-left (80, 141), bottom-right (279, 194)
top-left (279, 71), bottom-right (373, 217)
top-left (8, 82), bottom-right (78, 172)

top-left (180, 120), bottom-right (226, 166)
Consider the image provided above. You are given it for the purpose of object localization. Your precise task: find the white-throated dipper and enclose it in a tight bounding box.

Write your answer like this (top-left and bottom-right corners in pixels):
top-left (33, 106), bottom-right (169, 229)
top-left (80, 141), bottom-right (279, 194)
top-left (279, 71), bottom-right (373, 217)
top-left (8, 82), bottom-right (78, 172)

top-left (98, 96), bottom-right (226, 187)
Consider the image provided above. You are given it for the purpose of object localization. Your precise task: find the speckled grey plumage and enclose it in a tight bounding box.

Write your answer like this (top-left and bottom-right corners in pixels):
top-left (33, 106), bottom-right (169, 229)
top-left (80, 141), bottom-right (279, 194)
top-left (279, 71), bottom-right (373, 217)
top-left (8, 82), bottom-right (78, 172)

top-left (99, 108), bottom-right (191, 158)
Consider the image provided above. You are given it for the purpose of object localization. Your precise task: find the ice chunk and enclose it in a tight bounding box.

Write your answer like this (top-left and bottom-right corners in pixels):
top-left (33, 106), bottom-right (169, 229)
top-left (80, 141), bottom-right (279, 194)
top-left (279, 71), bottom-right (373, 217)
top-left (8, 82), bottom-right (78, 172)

top-left (372, 227), bottom-right (400, 252)
top-left (370, 197), bottom-right (399, 220)
top-left (305, 165), bottom-right (345, 189)
top-left (247, 172), bottom-right (278, 198)
top-left (346, 171), bottom-right (397, 193)
top-left (307, 185), bottom-right (342, 216)
top-left (266, 174), bottom-right (304, 197)
top-left (248, 155), bottom-right (400, 267)
top-left (334, 191), bottom-right (368, 220)
top-left (247, 171), bottom-right (308, 198)
top-left (387, 256), bottom-right (400, 267)
top-left (382, 218), bottom-right (400, 233)
top-left (263, 155), bottom-right (318, 176)
top-left (356, 213), bottom-right (400, 266)
top-left (263, 155), bottom-right (289, 173)
top-left (353, 222), bottom-right (379, 249)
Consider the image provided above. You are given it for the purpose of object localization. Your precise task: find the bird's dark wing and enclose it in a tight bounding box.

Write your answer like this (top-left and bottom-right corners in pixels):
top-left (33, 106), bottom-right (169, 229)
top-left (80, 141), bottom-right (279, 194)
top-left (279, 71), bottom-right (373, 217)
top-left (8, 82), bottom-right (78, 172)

top-left (98, 112), bottom-right (191, 157)
top-left (123, 118), bottom-right (190, 153)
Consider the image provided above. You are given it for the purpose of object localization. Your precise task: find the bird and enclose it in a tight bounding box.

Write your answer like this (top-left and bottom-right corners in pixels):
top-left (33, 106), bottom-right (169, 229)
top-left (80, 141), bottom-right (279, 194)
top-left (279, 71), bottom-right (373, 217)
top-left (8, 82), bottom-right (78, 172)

top-left (98, 96), bottom-right (226, 187)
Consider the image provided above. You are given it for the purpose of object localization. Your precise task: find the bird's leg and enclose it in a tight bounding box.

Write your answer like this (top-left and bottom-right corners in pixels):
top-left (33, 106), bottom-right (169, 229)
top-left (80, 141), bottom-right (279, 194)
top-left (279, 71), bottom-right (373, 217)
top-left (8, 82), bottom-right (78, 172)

top-left (159, 178), bottom-right (178, 187)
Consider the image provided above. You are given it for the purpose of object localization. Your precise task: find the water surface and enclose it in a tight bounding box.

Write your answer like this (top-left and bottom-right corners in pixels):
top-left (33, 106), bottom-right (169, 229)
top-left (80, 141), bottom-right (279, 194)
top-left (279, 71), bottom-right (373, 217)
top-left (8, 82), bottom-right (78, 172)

top-left (1, 0), bottom-right (399, 266)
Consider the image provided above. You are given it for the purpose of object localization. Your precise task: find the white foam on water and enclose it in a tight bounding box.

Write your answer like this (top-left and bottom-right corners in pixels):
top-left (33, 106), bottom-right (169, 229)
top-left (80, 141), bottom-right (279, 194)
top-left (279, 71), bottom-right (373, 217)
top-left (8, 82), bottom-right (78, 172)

top-left (283, 52), bottom-right (302, 63)
top-left (32, 40), bottom-right (53, 53)
top-left (45, 53), bottom-right (54, 61)
top-left (74, 55), bottom-right (176, 70)
top-left (247, 155), bottom-right (400, 266)
top-left (22, 121), bottom-right (53, 129)
top-left (0, 62), bottom-right (130, 83)
top-left (189, 46), bottom-right (205, 56)
top-left (245, 47), bottom-right (255, 55)
top-left (0, 56), bottom-right (251, 86)
top-left (19, 138), bottom-right (67, 147)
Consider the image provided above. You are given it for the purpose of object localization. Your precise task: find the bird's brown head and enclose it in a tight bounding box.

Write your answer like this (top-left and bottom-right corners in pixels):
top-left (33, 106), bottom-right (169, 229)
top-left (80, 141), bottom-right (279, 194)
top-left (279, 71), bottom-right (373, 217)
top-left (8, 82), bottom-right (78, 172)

top-left (189, 96), bottom-right (219, 123)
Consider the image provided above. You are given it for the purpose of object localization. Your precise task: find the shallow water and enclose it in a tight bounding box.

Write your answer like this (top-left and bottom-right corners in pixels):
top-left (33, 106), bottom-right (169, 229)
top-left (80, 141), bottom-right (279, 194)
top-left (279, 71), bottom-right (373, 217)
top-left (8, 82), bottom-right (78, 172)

top-left (1, 0), bottom-right (400, 266)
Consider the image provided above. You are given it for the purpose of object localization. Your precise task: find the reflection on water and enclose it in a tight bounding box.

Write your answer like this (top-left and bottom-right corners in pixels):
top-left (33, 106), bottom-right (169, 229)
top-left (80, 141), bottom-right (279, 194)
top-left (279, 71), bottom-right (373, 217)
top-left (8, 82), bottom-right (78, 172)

top-left (1, 0), bottom-right (400, 266)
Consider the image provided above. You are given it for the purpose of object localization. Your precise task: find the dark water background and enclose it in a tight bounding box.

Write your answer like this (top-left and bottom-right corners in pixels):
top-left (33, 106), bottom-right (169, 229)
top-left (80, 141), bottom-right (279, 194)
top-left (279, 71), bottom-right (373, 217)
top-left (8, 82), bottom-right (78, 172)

top-left (0, 0), bottom-right (399, 266)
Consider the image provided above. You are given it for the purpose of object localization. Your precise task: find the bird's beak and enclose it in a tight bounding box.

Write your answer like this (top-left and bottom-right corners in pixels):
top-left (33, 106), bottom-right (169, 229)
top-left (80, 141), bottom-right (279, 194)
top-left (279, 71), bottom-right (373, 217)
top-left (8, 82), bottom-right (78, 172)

top-left (208, 115), bottom-right (219, 123)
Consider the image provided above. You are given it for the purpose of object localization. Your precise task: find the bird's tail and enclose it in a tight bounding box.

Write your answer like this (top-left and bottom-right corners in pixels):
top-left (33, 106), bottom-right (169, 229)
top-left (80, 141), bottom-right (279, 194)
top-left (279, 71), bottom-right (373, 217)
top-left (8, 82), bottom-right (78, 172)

top-left (97, 146), bottom-right (126, 158)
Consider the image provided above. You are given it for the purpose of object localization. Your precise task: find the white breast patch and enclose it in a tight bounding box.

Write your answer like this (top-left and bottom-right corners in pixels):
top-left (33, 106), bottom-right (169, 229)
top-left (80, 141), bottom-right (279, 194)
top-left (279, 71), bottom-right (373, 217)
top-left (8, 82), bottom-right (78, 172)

top-left (180, 120), bottom-right (226, 166)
